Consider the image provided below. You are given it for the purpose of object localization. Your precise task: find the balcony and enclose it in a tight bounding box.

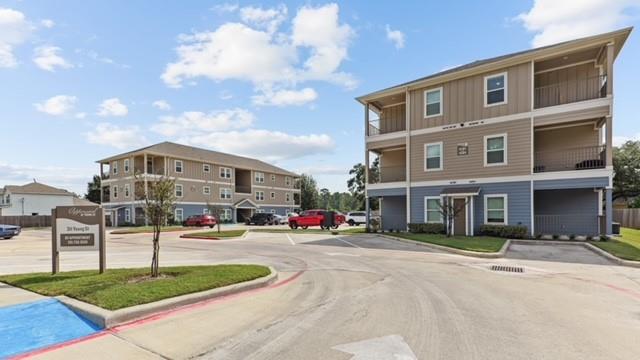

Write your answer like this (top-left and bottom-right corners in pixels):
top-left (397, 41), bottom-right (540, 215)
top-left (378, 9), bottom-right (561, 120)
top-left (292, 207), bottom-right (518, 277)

top-left (534, 75), bottom-right (607, 109)
top-left (533, 145), bottom-right (606, 173)
top-left (534, 214), bottom-right (600, 236)
top-left (235, 185), bottom-right (252, 194)
top-left (368, 166), bottom-right (406, 184)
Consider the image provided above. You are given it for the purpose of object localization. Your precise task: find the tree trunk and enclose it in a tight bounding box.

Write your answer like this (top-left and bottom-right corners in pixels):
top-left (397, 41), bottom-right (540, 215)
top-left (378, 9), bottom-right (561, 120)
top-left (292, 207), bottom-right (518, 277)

top-left (151, 228), bottom-right (160, 277)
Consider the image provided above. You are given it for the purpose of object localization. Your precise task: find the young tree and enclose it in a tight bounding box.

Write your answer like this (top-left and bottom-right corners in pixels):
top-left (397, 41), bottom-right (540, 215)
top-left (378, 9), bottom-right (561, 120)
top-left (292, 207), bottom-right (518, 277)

top-left (438, 198), bottom-right (467, 237)
top-left (85, 175), bottom-right (101, 204)
top-left (347, 159), bottom-right (379, 211)
top-left (206, 203), bottom-right (225, 233)
top-left (299, 174), bottom-right (319, 210)
top-left (319, 188), bottom-right (330, 209)
top-left (613, 141), bottom-right (640, 201)
top-left (142, 176), bottom-right (176, 278)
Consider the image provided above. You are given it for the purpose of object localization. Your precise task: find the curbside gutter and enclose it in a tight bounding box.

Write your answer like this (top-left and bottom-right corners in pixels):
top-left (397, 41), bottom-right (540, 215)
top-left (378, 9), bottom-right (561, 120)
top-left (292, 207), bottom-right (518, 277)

top-left (375, 234), bottom-right (510, 259)
top-left (57, 266), bottom-right (278, 329)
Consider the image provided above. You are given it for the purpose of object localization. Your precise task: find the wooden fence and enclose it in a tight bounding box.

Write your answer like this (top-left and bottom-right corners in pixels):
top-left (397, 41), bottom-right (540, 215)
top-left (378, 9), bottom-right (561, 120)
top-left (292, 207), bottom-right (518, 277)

top-left (613, 209), bottom-right (640, 229)
top-left (0, 215), bottom-right (51, 228)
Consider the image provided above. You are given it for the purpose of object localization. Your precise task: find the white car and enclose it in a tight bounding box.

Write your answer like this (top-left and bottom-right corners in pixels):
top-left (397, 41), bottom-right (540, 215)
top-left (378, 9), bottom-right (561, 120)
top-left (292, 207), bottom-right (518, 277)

top-left (345, 212), bottom-right (367, 226)
top-left (272, 214), bottom-right (288, 225)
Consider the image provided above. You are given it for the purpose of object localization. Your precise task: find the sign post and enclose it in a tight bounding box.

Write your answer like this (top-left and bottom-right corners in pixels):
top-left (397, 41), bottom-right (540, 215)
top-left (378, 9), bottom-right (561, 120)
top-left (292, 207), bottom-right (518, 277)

top-left (52, 206), bottom-right (106, 274)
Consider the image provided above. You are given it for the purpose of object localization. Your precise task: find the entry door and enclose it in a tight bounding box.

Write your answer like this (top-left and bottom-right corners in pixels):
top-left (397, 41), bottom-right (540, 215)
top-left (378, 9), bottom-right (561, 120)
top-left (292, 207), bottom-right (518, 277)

top-left (453, 198), bottom-right (467, 236)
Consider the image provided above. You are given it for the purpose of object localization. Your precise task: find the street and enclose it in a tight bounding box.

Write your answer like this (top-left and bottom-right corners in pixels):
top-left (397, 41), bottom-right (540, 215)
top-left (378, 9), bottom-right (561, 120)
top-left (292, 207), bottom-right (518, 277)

top-left (1, 229), bottom-right (639, 359)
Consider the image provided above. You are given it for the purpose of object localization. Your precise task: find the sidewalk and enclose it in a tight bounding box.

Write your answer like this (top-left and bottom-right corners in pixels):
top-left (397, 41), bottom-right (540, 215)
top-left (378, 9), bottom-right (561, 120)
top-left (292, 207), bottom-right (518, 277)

top-left (0, 282), bottom-right (45, 308)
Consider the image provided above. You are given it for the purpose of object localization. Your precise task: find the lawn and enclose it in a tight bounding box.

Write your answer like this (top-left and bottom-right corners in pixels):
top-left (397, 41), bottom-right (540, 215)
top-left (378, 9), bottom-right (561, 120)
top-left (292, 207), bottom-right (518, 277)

top-left (590, 227), bottom-right (640, 262)
top-left (251, 227), bottom-right (367, 235)
top-left (184, 229), bottom-right (247, 238)
top-left (387, 233), bottom-right (506, 253)
top-left (0, 265), bottom-right (270, 310)
top-left (110, 226), bottom-right (188, 234)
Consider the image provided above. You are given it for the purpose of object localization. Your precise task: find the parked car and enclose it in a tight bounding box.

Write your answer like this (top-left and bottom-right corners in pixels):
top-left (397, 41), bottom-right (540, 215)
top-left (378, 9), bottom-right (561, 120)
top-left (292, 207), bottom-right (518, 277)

top-left (245, 213), bottom-right (276, 226)
top-left (272, 214), bottom-right (287, 225)
top-left (345, 211), bottom-right (367, 226)
top-left (182, 214), bottom-right (217, 228)
top-left (0, 224), bottom-right (21, 239)
top-left (288, 210), bottom-right (345, 230)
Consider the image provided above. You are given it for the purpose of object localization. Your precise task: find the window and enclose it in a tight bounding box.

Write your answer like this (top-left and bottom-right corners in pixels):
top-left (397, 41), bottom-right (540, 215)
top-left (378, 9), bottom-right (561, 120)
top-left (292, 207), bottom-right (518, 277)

top-left (424, 142), bottom-right (443, 171)
top-left (219, 167), bottom-right (232, 179)
top-left (255, 191), bottom-right (265, 201)
top-left (203, 164), bottom-right (211, 173)
top-left (484, 134), bottom-right (507, 166)
top-left (285, 176), bottom-right (291, 186)
top-left (124, 208), bottom-right (131, 223)
top-left (424, 197), bottom-right (442, 223)
top-left (485, 73), bottom-right (507, 106)
top-left (221, 208), bottom-right (232, 221)
top-left (124, 184), bottom-right (130, 198)
top-left (113, 185), bottom-right (118, 198)
top-left (271, 174), bottom-right (276, 182)
top-left (270, 192), bottom-right (276, 199)
top-left (203, 186), bottom-right (211, 195)
top-left (203, 208), bottom-right (209, 215)
top-left (220, 188), bottom-right (232, 200)
top-left (255, 172), bottom-right (265, 183)
top-left (175, 184), bottom-right (183, 197)
top-left (286, 193), bottom-right (291, 202)
top-left (256, 209), bottom-right (265, 213)
top-left (124, 159), bottom-right (130, 173)
top-left (175, 208), bottom-right (184, 222)
top-left (485, 195), bottom-right (507, 225)
top-left (424, 87), bottom-right (443, 117)
top-left (270, 209), bottom-right (276, 214)
top-left (112, 161), bottom-right (118, 175)
top-left (175, 160), bottom-right (183, 173)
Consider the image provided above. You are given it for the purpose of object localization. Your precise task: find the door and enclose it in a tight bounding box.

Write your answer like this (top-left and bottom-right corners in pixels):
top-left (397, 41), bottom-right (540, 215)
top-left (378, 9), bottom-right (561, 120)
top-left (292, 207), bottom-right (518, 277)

top-left (453, 198), bottom-right (467, 236)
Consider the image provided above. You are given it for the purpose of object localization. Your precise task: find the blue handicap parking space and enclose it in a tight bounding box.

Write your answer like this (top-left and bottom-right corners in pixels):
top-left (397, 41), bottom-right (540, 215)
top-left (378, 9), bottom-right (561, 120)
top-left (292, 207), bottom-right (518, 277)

top-left (0, 298), bottom-right (102, 359)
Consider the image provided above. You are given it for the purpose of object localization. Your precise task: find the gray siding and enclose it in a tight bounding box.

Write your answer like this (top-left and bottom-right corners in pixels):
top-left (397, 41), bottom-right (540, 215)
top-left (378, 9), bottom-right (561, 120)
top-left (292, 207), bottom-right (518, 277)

top-left (534, 189), bottom-right (600, 235)
top-left (533, 177), bottom-right (608, 190)
top-left (368, 187), bottom-right (407, 197)
top-left (381, 196), bottom-right (407, 231)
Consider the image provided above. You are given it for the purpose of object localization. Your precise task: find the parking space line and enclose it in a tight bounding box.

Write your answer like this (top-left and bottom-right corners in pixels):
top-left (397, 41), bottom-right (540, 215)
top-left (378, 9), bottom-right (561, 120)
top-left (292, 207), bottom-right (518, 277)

top-left (285, 233), bottom-right (295, 246)
top-left (336, 237), bottom-right (362, 249)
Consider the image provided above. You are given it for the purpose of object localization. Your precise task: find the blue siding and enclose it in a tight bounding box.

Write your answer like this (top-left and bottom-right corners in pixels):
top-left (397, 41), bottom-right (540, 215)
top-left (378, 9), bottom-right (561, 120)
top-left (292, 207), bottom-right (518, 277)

top-left (410, 181), bottom-right (532, 234)
top-left (368, 187), bottom-right (406, 197)
top-left (380, 196), bottom-right (406, 230)
top-left (533, 177), bottom-right (609, 190)
top-left (534, 189), bottom-right (599, 235)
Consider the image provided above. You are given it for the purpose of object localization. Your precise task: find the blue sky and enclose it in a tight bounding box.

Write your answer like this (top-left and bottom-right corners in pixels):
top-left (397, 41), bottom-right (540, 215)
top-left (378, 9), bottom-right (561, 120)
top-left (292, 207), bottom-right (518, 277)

top-left (1, 0), bottom-right (639, 195)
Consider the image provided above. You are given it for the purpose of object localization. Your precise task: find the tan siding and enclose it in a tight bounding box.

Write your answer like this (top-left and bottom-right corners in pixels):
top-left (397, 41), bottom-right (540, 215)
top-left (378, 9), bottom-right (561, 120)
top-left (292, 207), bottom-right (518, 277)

top-left (410, 118), bottom-right (531, 181)
top-left (367, 137), bottom-right (406, 151)
top-left (534, 123), bottom-right (599, 152)
top-left (379, 103), bottom-right (406, 133)
top-left (410, 62), bottom-right (532, 130)
top-left (535, 62), bottom-right (601, 107)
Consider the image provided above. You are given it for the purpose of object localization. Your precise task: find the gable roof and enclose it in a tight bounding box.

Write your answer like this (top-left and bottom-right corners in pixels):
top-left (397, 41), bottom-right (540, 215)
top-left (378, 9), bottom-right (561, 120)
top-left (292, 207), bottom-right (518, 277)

top-left (97, 141), bottom-right (298, 177)
top-left (3, 182), bottom-right (74, 196)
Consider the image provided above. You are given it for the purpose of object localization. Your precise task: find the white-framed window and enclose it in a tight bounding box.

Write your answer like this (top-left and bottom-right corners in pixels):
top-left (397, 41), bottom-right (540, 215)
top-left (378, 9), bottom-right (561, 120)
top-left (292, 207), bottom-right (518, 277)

top-left (203, 163), bottom-right (211, 173)
top-left (175, 160), bottom-right (183, 173)
top-left (221, 208), bottom-right (232, 221)
top-left (484, 72), bottom-right (507, 107)
top-left (112, 185), bottom-right (118, 198)
top-left (484, 194), bottom-right (507, 225)
top-left (175, 208), bottom-right (184, 222)
top-left (256, 209), bottom-right (265, 213)
top-left (255, 191), bottom-right (265, 201)
top-left (219, 167), bottom-right (232, 179)
top-left (255, 172), bottom-right (265, 183)
top-left (285, 176), bottom-right (291, 186)
top-left (484, 134), bottom-right (507, 166)
top-left (220, 188), bottom-right (232, 200)
top-left (203, 186), bottom-right (211, 195)
top-left (271, 174), bottom-right (276, 182)
top-left (175, 184), bottom-right (183, 197)
top-left (424, 196), bottom-right (443, 223)
top-left (124, 208), bottom-right (131, 223)
top-left (424, 142), bottom-right (443, 171)
top-left (124, 159), bottom-right (130, 173)
top-left (286, 193), bottom-right (291, 202)
top-left (124, 184), bottom-right (130, 198)
top-left (424, 87), bottom-right (443, 118)
top-left (203, 208), bottom-right (209, 215)
top-left (112, 161), bottom-right (118, 175)
top-left (270, 209), bottom-right (276, 214)
top-left (270, 191), bottom-right (276, 199)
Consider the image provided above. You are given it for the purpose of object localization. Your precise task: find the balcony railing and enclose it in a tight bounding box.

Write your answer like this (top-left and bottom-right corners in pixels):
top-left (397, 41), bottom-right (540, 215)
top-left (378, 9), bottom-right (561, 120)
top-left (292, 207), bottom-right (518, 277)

top-left (534, 145), bottom-right (606, 173)
top-left (368, 166), bottom-right (406, 184)
top-left (368, 119), bottom-right (381, 136)
top-left (235, 185), bottom-right (252, 194)
top-left (534, 75), bottom-right (607, 109)
top-left (534, 214), bottom-right (599, 236)
top-left (367, 118), bottom-right (406, 136)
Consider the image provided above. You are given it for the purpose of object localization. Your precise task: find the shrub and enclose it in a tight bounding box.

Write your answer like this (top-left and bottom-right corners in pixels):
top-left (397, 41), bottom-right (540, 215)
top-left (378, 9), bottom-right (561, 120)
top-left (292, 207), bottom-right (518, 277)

top-left (479, 224), bottom-right (528, 239)
top-left (408, 223), bottom-right (445, 234)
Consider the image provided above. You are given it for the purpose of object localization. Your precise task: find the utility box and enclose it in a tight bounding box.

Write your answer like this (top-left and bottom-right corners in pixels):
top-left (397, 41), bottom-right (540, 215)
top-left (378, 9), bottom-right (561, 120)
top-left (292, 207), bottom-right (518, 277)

top-left (322, 211), bottom-right (335, 228)
top-left (612, 222), bottom-right (621, 235)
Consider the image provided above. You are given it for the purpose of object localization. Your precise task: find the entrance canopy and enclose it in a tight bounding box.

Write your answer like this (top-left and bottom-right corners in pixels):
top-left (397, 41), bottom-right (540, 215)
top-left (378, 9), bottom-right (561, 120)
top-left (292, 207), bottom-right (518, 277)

top-left (440, 186), bottom-right (480, 197)
top-left (234, 198), bottom-right (258, 209)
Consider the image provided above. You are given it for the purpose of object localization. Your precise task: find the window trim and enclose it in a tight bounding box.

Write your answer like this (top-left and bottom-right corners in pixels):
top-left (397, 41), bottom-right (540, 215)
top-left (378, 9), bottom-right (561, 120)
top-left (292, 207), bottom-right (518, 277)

top-left (175, 184), bottom-right (183, 197)
top-left (285, 176), bottom-right (291, 186)
top-left (124, 184), bottom-right (130, 198)
top-left (124, 159), bottom-right (130, 173)
top-left (285, 193), bottom-right (291, 202)
top-left (174, 160), bottom-right (183, 174)
top-left (255, 172), bottom-right (265, 183)
top-left (203, 208), bottom-right (209, 215)
top-left (270, 191), bottom-right (276, 199)
top-left (484, 194), bottom-right (508, 225)
top-left (219, 167), bottom-right (232, 179)
top-left (112, 185), bottom-right (118, 199)
top-left (424, 142), bottom-right (443, 172)
top-left (203, 186), bottom-right (211, 195)
top-left (175, 208), bottom-right (184, 222)
top-left (203, 163), bottom-right (211, 173)
top-left (124, 208), bottom-right (131, 223)
top-left (255, 191), bottom-right (265, 201)
top-left (484, 72), bottom-right (508, 107)
top-left (424, 196), bottom-right (443, 223)
top-left (271, 174), bottom-right (276, 182)
top-left (484, 133), bottom-right (508, 167)
top-left (423, 87), bottom-right (443, 118)
top-left (112, 161), bottom-right (118, 175)
top-left (219, 188), bottom-right (232, 200)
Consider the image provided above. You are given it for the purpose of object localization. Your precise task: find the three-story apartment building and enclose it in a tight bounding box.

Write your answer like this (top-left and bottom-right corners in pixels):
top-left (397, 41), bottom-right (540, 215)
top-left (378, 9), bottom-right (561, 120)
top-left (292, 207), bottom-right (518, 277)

top-left (97, 142), bottom-right (300, 226)
top-left (358, 28), bottom-right (632, 237)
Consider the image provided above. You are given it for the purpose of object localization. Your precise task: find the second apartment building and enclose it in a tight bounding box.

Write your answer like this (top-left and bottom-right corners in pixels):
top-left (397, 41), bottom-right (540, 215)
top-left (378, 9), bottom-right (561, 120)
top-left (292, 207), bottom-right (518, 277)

top-left (97, 142), bottom-right (300, 226)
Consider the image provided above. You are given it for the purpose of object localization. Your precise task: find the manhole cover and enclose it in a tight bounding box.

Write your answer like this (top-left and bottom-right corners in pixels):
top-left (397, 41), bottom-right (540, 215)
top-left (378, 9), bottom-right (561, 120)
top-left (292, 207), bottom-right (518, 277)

top-left (490, 265), bottom-right (524, 273)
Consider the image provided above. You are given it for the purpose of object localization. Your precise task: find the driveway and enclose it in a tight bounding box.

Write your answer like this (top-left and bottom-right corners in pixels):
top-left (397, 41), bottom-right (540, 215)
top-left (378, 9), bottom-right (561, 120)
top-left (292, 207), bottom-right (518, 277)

top-left (506, 242), bottom-right (615, 265)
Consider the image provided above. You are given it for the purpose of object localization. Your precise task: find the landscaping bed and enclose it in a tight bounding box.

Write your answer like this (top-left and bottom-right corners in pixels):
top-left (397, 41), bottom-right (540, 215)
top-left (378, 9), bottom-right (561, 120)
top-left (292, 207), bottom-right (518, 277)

top-left (0, 265), bottom-right (271, 310)
top-left (181, 229), bottom-right (247, 239)
top-left (251, 227), bottom-right (366, 235)
top-left (386, 232), bottom-right (506, 253)
top-left (110, 226), bottom-right (189, 234)
top-left (589, 227), bottom-right (640, 262)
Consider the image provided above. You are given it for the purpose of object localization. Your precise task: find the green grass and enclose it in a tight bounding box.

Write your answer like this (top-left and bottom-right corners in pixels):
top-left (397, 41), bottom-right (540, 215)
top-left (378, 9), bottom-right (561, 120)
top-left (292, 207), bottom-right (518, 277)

top-left (0, 265), bottom-right (270, 310)
top-left (387, 233), bottom-right (506, 253)
top-left (185, 229), bottom-right (247, 238)
top-left (250, 227), bottom-right (367, 235)
top-left (589, 227), bottom-right (640, 261)
top-left (110, 226), bottom-right (188, 234)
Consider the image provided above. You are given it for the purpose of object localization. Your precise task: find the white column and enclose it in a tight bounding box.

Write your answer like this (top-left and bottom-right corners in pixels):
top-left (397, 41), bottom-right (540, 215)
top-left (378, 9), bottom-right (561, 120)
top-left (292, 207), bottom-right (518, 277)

top-left (470, 196), bottom-right (475, 236)
top-left (405, 87), bottom-right (411, 230)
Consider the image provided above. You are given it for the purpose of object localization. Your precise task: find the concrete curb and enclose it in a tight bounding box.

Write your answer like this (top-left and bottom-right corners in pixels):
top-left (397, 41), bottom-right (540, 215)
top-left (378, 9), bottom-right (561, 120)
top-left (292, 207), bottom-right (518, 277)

top-left (57, 266), bottom-right (278, 329)
top-left (179, 230), bottom-right (247, 241)
top-left (375, 234), bottom-right (510, 258)
top-left (510, 239), bottom-right (640, 268)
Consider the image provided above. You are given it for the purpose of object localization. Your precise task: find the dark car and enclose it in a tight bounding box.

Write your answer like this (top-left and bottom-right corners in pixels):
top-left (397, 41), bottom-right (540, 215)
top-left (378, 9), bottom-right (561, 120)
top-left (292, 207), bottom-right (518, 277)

top-left (245, 213), bottom-right (276, 226)
top-left (0, 224), bottom-right (21, 239)
top-left (182, 214), bottom-right (217, 228)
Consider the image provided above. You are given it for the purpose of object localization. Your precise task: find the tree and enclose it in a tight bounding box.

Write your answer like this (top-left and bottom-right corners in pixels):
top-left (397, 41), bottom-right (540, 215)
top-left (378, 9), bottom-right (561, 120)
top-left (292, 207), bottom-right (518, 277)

top-left (142, 176), bottom-right (176, 278)
top-left (347, 158), bottom-right (379, 211)
top-left (319, 188), bottom-right (330, 209)
top-left (438, 198), bottom-right (467, 237)
top-left (85, 175), bottom-right (101, 204)
top-left (299, 174), bottom-right (319, 210)
top-left (613, 141), bottom-right (640, 202)
top-left (206, 203), bottom-right (225, 233)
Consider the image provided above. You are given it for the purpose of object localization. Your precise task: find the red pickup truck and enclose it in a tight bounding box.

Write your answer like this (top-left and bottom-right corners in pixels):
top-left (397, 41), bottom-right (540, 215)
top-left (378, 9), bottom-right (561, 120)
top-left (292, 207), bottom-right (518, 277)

top-left (288, 210), bottom-right (345, 230)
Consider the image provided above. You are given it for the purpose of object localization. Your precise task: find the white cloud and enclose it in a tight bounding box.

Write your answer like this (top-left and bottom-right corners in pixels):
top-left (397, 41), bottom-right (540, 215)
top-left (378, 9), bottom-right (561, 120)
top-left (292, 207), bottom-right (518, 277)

top-left (385, 25), bottom-right (405, 49)
top-left (33, 45), bottom-right (73, 71)
top-left (151, 108), bottom-right (254, 136)
top-left (295, 164), bottom-right (346, 175)
top-left (75, 112), bottom-right (87, 119)
top-left (211, 3), bottom-right (239, 14)
top-left (516, 0), bottom-right (640, 47)
top-left (162, 3), bottom-right (356, 100)
top-left (0, 7), bottom-right (31, 68)
top-left (86, 123), bottom-right (148, 149)
top-left (152, 100), bottom-right (171, 111)
top-left (34, 95), bottom-right (77, 116)
top-left (97, 98), bottom-right (128, 117)
top-left (0, 162), bottom-right (94, 195)
top-left (252, 87), bottom-right (318, 106)
top-left (40, 19), bottom-right (55, 28)
top-left (219, 90), bottom-right (233, 100)
top-left (85, 50), bottom-right (130, 69)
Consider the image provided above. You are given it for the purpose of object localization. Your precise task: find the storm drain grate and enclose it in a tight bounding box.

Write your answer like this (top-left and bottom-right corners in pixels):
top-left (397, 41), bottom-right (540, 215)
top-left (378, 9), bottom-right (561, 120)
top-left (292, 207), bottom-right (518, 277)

top-left (490, 265), bottom-right (524, 273)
